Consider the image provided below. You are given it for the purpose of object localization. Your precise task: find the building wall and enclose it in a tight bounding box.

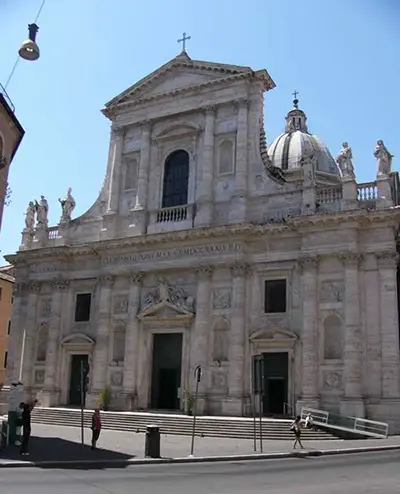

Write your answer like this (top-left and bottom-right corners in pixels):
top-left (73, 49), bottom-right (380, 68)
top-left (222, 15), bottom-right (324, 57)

top-left (0, 271), bottom-right (14, 383)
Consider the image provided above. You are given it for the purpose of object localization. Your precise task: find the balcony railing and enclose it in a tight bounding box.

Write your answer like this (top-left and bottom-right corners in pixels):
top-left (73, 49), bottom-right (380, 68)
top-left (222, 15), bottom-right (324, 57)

top-left (357, 181), bottom-right (378, 202)
top-left (156, 204), bottom-right (189, 223)
top-left (48, 226), bottom-right (60, 239)
top-left (0, 83), bottom-right (15, 113)
top-left (316, 187), bottom-right (343, 204)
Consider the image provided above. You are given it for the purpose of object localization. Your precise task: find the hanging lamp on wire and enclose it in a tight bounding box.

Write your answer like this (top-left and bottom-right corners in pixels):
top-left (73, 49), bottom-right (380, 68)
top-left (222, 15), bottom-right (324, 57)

top-left (18, 0), bottom-right (46, 61)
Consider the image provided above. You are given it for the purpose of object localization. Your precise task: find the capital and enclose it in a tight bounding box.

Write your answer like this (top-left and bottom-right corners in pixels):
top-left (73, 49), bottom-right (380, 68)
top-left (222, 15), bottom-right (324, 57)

top-left (234, 98), bottom-right (248, 108)
top-left (202, 105), bottom-right (216, 115)
top-left (339, 251), bottom-right (363, 265)
top-left (376, 251), bottom-right (398, 267)
top-left (130, 271), bottom-right (145, 284)
top-left (195, 264), bottom-right (214, 278)
top-left (13, 282), bottom-right (26, 295)
top-left (28, 281), bottom-right (41, 293)
top-left (139, 119), bottom-right (152, 132)
top-left (298, 254), bottom-right (319, 269)
top-left (52, 279), bottom-right (70, 291)
top-left (230, 261), bottom-right (249, 278)
top-left (111, 126), bottom-right (124, 139)
top-left (98, 275), bottom-right (115, 286)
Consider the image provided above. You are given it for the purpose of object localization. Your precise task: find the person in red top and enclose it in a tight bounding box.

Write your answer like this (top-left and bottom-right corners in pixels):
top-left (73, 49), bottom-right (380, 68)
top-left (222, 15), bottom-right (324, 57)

top-left (91, 408), bottom-right (102, 450)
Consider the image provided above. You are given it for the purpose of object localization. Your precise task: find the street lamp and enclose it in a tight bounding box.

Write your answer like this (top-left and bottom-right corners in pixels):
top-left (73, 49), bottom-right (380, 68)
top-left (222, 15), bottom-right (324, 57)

top-left (18, 23), bottom-right (40, 61)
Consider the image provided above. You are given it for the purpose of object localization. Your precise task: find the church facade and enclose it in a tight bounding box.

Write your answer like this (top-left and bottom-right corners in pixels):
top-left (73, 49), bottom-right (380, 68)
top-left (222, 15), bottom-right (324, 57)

top-left (5, 49), bottom-right (400, 430)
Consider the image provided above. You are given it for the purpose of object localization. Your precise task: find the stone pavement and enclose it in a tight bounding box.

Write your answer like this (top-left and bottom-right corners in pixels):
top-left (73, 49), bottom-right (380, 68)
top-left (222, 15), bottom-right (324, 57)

top-left (1, 424), bottom-right (400, 464)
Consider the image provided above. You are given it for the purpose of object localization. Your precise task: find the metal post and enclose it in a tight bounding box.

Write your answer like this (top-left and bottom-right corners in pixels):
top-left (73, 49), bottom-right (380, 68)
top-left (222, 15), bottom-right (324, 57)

top-left (252, 390), bottom-right (257, 452)
top-left (80, 360), bottom-right (84, 446)
top-left (258, 390), bottom-right (263, 453)
top-left (190, 365), bottom-right (202, 457)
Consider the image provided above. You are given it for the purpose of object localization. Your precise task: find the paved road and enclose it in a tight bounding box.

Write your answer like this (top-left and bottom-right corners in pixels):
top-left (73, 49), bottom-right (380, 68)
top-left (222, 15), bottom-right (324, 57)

top-left (2, 450), bottom-right (400, 493)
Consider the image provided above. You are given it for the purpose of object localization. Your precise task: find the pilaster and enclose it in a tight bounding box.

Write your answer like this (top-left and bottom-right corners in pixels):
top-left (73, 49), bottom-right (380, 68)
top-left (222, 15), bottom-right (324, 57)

top-left (340, 252), bottom-right (364, 418)
top-left (195, 106), bottom-right (215, 227)
top-left (190, 265), bottom-right (214, 413)
top-left (42, 279), bottom-right (69, 406)
top-left (91, 276), bottom-right (115, 395)
top-left (298, 254), bottom-right (319, 409)
top-left (20, 282), bottom-right (40, 391)
top-left (377, 251), bottom-right (400, 399)
top-left (106, 127), bottom-right (124, 214)
top-left (229, 99), bottom-right (248, 223)
top-left (225, 261), bottom-right (249, 415)
top-left (122, 271), bottom-right (144, 408)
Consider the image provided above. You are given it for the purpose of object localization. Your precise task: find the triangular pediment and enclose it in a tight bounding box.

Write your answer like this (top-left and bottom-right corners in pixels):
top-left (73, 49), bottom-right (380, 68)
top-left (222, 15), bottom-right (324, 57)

top-left (250, 328), bottom-right (297, 342)
top-left (104, 52), bottom-right (274, 112)
top-left (137, 299), bottom-right (194, 320)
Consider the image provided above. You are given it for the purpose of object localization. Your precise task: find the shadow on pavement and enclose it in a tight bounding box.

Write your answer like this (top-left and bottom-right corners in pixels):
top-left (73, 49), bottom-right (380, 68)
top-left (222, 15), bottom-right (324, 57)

top-left (0, 435), bottom-right (135, 470)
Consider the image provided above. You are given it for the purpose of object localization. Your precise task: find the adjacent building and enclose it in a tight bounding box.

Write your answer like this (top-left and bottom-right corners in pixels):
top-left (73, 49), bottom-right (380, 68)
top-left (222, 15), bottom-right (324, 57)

top-left (0, 84), bottom-right (25, 233)
top-left (0, 265), bottom-right (15, 383)
top-left (5, 50), bottom-right (400, 431)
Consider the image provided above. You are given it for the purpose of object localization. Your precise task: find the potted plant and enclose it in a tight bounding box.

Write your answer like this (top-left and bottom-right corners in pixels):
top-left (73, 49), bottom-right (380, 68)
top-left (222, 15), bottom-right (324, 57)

top-left (98, 386), bottom-right (112, 411)
top-left (182, 390), bottom-right (195, 416)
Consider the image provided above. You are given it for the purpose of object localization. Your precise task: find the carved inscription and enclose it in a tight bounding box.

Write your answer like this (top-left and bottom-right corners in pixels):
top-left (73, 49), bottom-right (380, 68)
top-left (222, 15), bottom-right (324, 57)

top-left (102, 243), bottom-right (243, 266)
top-left (213, 289), bottom-right (231, 310)
top-left (319, 281), bottom-right (344, 303)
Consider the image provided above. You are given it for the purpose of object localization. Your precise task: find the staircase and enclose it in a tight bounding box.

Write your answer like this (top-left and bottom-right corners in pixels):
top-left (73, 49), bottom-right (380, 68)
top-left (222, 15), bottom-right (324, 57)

top-left (31, 407), bottom-right (336, 440)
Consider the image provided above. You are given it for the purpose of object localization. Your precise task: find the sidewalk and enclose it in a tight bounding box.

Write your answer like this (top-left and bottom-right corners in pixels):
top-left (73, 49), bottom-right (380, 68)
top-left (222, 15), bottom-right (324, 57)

top-left (1, 424), bottom-right (399, 467)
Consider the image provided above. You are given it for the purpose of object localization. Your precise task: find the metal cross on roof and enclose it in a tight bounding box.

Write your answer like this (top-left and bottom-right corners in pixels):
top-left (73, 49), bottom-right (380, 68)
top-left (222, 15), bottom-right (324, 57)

top-left (177, 32), bottom-right (191, 51)
top-left (292, 90), bottom-right (299, 99)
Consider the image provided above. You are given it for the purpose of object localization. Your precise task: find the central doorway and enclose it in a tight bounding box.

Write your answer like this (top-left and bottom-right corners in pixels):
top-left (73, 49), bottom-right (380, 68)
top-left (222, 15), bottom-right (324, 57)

top-left (150, 333), bottom-right (183, 410)
top-left (262, 352), bottom-right (288, 416)
top-left (69, 354), bottom-right (88, 406)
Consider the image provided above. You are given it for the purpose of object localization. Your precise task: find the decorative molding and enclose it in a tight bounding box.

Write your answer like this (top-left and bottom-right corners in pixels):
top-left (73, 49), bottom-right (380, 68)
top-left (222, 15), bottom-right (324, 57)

top-left (202, 105), bottom-right (216, 115)
top-left (234, 98), bottom-right (248, 108)
top-left (28, 281), bottom-right (41, 293)
top-left (376, 251), bottom-right (398, 267)
top-left (298, 255), bottom-right (319, 269)
top-left (113, 295), bottom-right (129, 314)
top-left (195, 264), bottom-right (214, 279)
top-left (338, 251), bottom-right (363, 265)
top-left (52, 279), bottom-right (70, 291)
top-left (130, 271), bottom-right (145, 284)
top-left (319, 281), bottom-right (344, 303)
top-left (213, 288), bottom-right (232, 309)
top-left (98, 275), bottom-right (114, 286)
top-left (322, 371), bottom-right (342, 390)
top-left (111, 126), bottom-right (124, 139)
top-left (230, 261), bottom-right (249, 278)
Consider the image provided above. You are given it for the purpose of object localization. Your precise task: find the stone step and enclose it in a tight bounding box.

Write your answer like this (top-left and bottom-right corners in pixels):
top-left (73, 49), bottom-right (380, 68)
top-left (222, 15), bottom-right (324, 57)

top-left (31, 408), bottom-right (335, 440)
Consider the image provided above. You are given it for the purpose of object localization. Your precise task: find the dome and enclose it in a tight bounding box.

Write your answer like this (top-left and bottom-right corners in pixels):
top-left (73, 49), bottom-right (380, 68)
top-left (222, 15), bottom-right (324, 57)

top-left (268, 97), bottom-right (340, 176)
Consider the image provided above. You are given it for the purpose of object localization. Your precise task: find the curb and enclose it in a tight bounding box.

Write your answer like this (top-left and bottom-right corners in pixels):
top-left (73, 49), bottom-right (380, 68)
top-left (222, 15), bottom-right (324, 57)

top-left (0, 444), bottom-right (399, 469)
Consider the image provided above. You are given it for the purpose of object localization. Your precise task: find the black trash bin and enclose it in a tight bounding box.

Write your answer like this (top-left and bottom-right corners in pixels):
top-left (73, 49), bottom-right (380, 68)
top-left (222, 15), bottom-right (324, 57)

top-left (145, 425), bottom-right (160, 458)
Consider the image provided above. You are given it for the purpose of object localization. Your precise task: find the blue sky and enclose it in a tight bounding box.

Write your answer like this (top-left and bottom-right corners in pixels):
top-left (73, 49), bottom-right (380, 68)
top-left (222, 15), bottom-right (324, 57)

top-left (0, 0), bottom-right (399, 261)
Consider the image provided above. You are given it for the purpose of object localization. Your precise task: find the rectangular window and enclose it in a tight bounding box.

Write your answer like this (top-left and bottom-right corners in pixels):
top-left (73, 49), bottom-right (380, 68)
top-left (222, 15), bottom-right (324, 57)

top-left (3, 351), bottom-right (8, 369)
top-left (264, 279), bottom-right (287, 313)
top-left (74, 293), bottom-right (92, 322)
top-left (7, 320), bottom-right (11, 335)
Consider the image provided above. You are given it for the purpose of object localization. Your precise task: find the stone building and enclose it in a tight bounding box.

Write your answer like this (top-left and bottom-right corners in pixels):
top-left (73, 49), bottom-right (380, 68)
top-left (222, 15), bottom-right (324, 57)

top-left (5, 49), bottom-right (400, 430)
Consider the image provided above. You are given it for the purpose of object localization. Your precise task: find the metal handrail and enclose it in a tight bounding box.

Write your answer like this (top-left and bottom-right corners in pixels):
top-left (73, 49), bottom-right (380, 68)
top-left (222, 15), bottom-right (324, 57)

top-left (0, 82), bottom-right (15, 113)
top-left (283, 402), bottom-right (294, 416)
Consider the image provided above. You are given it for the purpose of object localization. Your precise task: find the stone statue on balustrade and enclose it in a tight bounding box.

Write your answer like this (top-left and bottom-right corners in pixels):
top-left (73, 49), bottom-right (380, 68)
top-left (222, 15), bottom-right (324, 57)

top-left (374, 140), bottom-right (393, 176)
top-left (35, 195), bottom-right (49, 227)
top-left (24, 201), bottom-right (36, 231)
top-left (336, 142), bottom-right (355, 180)
top-left (58, 187), bottom-right (76, 222)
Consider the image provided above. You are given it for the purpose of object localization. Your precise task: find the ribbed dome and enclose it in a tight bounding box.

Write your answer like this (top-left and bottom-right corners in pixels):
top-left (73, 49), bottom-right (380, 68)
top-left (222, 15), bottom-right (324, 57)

top-left (268, 97), bottom-right (340, 176)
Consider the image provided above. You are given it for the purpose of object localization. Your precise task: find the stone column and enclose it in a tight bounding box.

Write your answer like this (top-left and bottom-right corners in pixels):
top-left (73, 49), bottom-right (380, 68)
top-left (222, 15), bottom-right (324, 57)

top-left (42, 280), bottom-right (69, 406)
top-left (229, 99), bottom-right (248, 223)
top-left (195, 106), bottom-right (215, 228)
top-left (190, 265), bottom-right (213, 413)
top-left (340, 252), bottom-right (364, 417)
top-left (377, 251), bottom-right (400, 398)
top-left (297, 255), bottom-right (319, 411)
top-left (225, 261), bottom-right (248, 415)
top-left (106, 127), bottom-right (124, 214)
top-left (20, 282), bottom-right (41, 391)
top-left (123, 271), bottom-right (144, 409)
top-left (91, 276), bottom-right (114, 394)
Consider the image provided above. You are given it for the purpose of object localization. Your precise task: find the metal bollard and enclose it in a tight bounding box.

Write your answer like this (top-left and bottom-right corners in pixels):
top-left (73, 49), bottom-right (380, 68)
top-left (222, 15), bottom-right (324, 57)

top-left (145, 425), bottom-right (160, 458)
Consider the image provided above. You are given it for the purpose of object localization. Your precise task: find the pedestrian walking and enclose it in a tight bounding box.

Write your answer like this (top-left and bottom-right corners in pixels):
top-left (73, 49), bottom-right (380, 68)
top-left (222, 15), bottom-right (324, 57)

top-left (290, 415), bottom-right (304, 449)
top-left (91, 408), bottom-right (102, 450)
top-left (19, 399), bottom-right (38, 456)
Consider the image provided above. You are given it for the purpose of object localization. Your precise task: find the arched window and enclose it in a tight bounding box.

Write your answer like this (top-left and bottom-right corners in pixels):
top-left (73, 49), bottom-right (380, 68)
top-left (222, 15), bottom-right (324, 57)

top-left (36, 323), bottom-right (49, 362)
top-left (323, 315), bottom-right (343, 360)
top-left (213, 318), bottom-right (230, 362)
top-left (162, 150), bottom-right (189, 208)
top-left (218, 140), bottom-right (234, 175)
top-left (112, 325), bottom-right (126, 362)
top-left (124, 158), bottom-right (137, 191)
